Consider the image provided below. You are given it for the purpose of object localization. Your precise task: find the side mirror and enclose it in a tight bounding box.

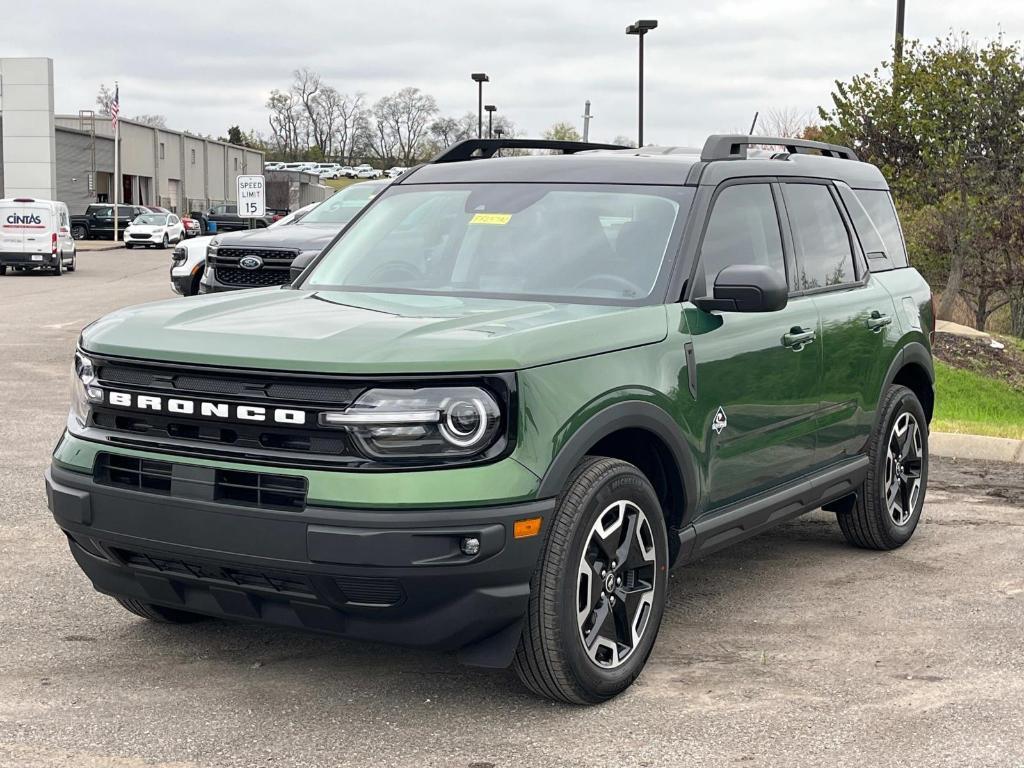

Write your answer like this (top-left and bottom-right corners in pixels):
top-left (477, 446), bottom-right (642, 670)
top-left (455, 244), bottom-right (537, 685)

top-left (289, 251), bottom-right (318, 283)
top-left (694, 264), bottom-right (788, 313)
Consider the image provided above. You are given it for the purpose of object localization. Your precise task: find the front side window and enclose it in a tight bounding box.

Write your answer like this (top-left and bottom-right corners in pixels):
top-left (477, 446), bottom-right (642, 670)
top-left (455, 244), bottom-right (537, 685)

top-left (305, 183), bottom-right (690, 304)
top-left (784, 183), bottom-right (856, 290)
top-left (698, 183), bottom-right (785, 288)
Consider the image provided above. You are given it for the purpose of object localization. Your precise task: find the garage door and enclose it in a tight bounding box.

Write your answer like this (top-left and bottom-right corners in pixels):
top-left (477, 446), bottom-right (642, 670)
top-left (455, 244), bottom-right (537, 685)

top-left (167, 179), bottom-right (180, 213)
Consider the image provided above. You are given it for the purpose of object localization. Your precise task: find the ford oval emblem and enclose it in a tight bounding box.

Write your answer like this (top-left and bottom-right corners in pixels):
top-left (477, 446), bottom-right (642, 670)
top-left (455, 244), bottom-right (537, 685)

top-left (239, 255), bottom-right (263, 270)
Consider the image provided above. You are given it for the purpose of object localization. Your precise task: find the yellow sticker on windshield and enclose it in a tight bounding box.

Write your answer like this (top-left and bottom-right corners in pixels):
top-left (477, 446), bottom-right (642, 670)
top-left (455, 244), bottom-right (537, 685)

top-left (469, 213), bottom-right (512, 225)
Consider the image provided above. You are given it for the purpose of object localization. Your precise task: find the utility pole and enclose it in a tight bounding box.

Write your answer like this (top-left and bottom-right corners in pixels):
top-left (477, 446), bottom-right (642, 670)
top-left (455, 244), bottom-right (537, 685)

top-left (894, 0), bottom-right (906, 63)
top-left (582, 100), bottom-right (593, 143)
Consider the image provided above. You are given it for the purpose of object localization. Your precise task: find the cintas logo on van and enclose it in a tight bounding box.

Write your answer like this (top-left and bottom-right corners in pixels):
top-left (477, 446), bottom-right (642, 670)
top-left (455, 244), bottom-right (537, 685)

top-left (4, 213), bottom-right (45, 228)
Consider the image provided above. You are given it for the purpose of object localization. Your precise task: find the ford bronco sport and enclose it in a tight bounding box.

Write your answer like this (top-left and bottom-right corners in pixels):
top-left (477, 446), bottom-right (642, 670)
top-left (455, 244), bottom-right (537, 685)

top-left (47, 136), bottom-right (934, 704)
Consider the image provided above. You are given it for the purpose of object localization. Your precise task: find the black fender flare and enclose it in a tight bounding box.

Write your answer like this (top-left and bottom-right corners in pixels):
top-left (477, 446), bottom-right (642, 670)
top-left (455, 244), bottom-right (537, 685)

top-left (536, 400), bottom-right (700, 526)
top-left (881, 340), bottom-right (935, 416)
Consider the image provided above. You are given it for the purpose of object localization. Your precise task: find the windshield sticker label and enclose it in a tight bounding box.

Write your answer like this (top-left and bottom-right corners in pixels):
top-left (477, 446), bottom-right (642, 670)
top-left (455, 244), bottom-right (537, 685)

top-left (469, 213), bottom-right (512, 226)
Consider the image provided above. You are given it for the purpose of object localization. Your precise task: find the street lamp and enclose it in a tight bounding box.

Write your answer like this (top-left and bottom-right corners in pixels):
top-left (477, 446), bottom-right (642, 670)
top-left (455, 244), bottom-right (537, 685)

top-left (485, 104), bottom-right (497, 138)
top-left (625, 19), bottom-right (658, 146)
top-left (471, 73), bottom-right (490, 138)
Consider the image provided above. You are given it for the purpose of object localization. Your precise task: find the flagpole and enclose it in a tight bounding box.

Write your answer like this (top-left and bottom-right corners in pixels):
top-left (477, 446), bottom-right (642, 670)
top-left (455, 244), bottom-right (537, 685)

top-left (113, 81), bottom-right (120, 244)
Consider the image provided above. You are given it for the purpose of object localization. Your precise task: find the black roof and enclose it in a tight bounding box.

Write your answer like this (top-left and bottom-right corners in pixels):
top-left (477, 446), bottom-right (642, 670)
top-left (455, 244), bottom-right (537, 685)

top-left (401, 137), bottom-right (890, 191)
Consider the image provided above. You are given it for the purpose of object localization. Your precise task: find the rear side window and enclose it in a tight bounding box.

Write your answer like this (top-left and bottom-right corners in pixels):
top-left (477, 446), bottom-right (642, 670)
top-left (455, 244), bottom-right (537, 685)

top-left (854, 189), bottom-right (908, 268)
top-left (784, 183), bottom-right (856, 290)
top-left (698, 183), bottom-right (785, 287)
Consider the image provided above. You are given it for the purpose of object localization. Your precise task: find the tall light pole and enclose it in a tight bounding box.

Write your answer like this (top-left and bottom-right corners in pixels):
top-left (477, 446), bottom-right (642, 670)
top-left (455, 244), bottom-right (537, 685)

top-left (625, 19), bottom-right (658, 147)
top-left (581, 100), bottom-right (593, 142)
top-left (471, 73), bottom-right (489, 138)
top-left (894, 0), bottom-right (906, 63)
top-left (485, 104), bottom-right (496, 138)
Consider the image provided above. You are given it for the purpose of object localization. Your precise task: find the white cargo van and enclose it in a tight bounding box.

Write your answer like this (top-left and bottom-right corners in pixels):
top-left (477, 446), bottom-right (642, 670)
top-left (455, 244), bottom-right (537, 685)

top-left (0, 198), bottom-right (77, 276)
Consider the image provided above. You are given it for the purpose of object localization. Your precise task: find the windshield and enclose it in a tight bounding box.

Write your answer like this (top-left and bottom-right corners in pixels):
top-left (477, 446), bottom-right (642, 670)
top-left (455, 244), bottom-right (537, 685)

top-left (304, 183), bottom-right (691, 304)
top-left (301, 182), bottom-right (384, 225)
top-left (133, 214), bottom-right (169, 225)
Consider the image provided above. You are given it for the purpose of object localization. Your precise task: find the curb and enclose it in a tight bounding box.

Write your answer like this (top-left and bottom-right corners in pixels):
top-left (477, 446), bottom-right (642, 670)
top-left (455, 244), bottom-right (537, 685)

top-left (76, 242), bottom-right (123, 252)
top-left (930, 431), bottom-right (1024, 464)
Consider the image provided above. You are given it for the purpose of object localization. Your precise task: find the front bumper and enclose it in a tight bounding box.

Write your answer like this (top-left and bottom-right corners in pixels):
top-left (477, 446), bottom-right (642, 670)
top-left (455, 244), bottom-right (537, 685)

top-left (46, 462), bottom-right (552, 667)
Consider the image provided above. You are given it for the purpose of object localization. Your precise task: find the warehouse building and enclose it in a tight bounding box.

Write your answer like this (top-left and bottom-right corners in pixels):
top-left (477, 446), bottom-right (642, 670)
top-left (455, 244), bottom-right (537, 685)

top-left (0, 57), bottom-right (264, 215)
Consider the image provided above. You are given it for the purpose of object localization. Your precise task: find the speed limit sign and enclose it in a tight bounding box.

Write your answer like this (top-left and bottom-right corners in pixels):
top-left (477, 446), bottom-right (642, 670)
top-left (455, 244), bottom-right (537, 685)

top-left (236, 175), bottom-right (266, 218)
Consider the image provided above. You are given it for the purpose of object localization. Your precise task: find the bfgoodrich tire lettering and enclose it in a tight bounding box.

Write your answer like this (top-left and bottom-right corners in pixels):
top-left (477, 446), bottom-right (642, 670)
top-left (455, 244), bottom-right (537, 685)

top-left (837, 384), bottom-right (929, 550)
top-left (513, 457), bottom-right (669, 704)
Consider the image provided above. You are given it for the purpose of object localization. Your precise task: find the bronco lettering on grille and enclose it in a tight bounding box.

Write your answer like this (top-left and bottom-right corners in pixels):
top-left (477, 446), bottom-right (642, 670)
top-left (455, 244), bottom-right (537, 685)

top-left (106, 391), bottom-right (306, 425)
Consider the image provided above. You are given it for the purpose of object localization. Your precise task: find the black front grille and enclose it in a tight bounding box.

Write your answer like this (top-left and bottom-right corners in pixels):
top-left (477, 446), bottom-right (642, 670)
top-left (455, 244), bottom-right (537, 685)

top-left (215, 267), bottom-right (291, 287)
top-left (211, 247), bottom-right (297, 287)
top-left (112, 546), bottom-right (315, 599)
top-left (95, 453), bottom-right (307, 511)
top-left (333, 576), bottom-right (404, 607)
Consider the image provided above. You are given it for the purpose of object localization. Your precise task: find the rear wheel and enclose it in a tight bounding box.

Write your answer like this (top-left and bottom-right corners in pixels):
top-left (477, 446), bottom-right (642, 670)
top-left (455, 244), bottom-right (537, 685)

top-left (837, 385), bottom-right (928, 550)
top-left (53, 255), bottom-right (63, 275)
top-left (0, 265), bottom-right (6, 276)
top-left (67, 251), bottom-right (77, 272)
top-left (114, 597), bottom-right (208, 624)
top-left (513, 457), bottom-right (669, 704)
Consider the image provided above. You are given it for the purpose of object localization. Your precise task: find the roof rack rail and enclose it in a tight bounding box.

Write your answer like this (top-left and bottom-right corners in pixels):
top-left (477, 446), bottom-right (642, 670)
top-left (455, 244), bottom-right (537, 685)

top-left (431, 138), bottom-right (628, 163)
top-left (700, 134), bottom-right (859, 162)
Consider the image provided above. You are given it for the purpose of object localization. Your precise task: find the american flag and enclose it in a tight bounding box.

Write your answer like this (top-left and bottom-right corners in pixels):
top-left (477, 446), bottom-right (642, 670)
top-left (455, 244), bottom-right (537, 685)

top-left (111, 84), bottom-right (119, 132)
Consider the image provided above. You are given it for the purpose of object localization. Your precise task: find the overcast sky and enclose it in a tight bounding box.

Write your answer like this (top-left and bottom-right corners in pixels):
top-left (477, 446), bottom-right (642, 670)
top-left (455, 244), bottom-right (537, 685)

top-left (3, 0), bottom-right (1023, 145)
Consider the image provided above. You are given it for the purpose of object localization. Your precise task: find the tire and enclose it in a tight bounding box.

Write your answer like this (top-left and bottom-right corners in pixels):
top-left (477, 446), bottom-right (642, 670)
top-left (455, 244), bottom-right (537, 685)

top-left (114, 597), bottom-right (208, 624)
top-left (160, 234), bottom-right (169, 249)
top-left (188, 267), bottom-right (204, 296)
top-left (67, 251), bottom-right (76, 272)
top-left (837, 384), bottom-right (929, 550)
top-left (71, 224), bottom-right (88, 240)
top-left (513, 457), bottom-right (669, 704)
top-left (125, 243), bottom-right (134, 250)
top-left (0, 265), bottom-right (6, 276)
top-left (53, 255), bottom-right (63, 276)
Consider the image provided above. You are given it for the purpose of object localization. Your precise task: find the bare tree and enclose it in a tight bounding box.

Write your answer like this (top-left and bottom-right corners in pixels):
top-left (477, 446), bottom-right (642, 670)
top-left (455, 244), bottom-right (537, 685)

top-left (372, 87), bottom-right (439, 165)
top-left (292, 68), bottom-right (323, 154)
top-left (133, 114), bottom-right (167, 128)
top-left (96, 83), bottom-right (115, 115)
top-left (266, 89), bottom-right (302, 158)
top-left (756, 106), bottom-right (815, 138)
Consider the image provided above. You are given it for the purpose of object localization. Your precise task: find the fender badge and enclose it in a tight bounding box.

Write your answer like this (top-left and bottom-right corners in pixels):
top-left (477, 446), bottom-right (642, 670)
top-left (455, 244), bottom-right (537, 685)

top-left (712, 406), bottom-right (728, 435)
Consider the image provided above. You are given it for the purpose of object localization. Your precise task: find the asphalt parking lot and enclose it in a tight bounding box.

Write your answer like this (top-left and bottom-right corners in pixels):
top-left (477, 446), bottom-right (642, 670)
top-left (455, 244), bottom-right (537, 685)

top-left (1, 249), bottom-right (1022, 768)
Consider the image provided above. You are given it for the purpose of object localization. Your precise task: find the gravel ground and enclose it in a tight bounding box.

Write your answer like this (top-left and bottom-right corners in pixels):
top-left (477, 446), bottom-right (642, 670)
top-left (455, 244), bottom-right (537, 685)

top-left (1, 250), bottom-right (1022, 768)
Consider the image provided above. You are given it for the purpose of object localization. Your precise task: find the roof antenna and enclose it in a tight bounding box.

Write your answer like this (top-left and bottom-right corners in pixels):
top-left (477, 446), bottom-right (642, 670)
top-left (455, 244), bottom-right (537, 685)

top-left (748, 111), bottom-right (759, 135)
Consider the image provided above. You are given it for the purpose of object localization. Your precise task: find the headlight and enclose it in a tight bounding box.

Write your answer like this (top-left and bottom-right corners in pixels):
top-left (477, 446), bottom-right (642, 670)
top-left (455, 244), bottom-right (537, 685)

top-left (69, 351), bottom-right (103, 428)
top-left (171, 245), bottom-right (187, 263)
top-left (320, 387), bottom-right (503, 459)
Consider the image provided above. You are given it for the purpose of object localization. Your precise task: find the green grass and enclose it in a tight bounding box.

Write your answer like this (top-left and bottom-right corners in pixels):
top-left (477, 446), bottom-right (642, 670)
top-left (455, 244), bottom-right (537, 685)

top-left (324, 178), bottom-right (363, 191)
top-left (933, 360), bottom-right (1024, 439)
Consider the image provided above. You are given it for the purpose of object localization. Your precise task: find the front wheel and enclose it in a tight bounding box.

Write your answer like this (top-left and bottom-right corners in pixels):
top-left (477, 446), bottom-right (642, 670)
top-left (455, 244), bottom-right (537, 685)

top-left (71, 224), bottom-right (87, 240)
top-left (513, 457), bottom-right (669, 704)
top-left (837, 385), bottom-right (929, 550)
top-left (160, 235), bottom-right (169, 249)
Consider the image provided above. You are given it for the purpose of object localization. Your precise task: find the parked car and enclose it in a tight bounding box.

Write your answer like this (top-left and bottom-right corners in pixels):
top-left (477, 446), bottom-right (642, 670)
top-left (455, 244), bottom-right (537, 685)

top-left (70, 203), bottom-right (148, 240)
top-left (170, 202), bottom-right (322, 296)
top-left (264, 162), bottom-right (284, 171)
top-left (180, 216), bottom-right (202, 238)
top-left (123, 213), bottom-right (185, 249)
top-left (200, 180), bottom-right (388, 293)
top-left (353, 164), bottom-right (383, 179)
top-left (48, 134), bottom-right (935, 705)
top-left (201, 203), bottom-right (273, 234)
top-left (0, 196), bottom-right (76, 275)
top-left (339, 165), bottom-right (356, 178)
top-left (386, 166), bottom-right (408, 178)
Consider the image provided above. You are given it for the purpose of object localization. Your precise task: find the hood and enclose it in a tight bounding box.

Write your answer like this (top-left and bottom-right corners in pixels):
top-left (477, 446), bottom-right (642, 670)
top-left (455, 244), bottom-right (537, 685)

top-left (80, 289), bottom-right (668, 374)
top-left (214, 223), bottom-right (341, 252)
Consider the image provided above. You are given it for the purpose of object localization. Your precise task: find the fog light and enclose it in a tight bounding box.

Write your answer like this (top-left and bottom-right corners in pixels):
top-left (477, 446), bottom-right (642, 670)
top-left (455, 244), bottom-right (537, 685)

top-left (460, 537), bottom-right (481, 556)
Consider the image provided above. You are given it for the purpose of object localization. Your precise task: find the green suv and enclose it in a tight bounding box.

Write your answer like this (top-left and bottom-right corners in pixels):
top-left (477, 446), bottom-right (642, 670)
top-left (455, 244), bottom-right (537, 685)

top-left (47, 136), bottom-right (934, 704)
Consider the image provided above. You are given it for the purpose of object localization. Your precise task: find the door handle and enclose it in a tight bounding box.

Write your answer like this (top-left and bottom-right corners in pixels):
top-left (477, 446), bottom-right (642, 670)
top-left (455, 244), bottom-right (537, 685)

top-left (782, 327), bottom-right (816, 350)
top-left (867, 311), bottom-right (892, 332)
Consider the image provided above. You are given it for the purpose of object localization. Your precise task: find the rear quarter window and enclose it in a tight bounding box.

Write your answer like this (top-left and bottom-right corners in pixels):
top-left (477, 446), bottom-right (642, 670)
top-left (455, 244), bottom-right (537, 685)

top-left (852, 188), bottom-right (908, 270)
